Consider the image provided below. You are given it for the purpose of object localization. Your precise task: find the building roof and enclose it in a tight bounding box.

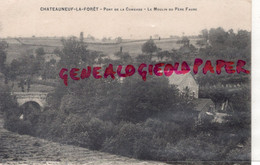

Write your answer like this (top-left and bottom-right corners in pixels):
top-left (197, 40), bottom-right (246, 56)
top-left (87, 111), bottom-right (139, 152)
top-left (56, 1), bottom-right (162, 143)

top-left (191, 98), bottom-right (214, 112)
top-left (44, 53), bottom-right (60, 62)
top-left (168, 73), bottom-right (189, 86)
top-left (168, 72), bottom-right (198, 87)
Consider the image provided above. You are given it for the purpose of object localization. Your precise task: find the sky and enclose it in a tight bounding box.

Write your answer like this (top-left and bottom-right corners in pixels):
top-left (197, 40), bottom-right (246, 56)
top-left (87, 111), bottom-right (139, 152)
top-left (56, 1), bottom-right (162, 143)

top-left (0, 0), bottom-right (251, 39)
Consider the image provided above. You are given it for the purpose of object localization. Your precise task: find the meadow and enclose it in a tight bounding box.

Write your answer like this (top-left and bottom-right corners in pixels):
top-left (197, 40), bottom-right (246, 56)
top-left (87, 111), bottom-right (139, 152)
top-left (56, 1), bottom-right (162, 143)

top-left (5, 37), bottom-right (199, 63)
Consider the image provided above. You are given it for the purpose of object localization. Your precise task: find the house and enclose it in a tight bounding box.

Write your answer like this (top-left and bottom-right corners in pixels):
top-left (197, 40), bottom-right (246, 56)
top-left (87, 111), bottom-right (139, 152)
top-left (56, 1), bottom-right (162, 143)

top-left (192, 98), bottom-right (215, 113)
top-left (116, 66), bottom-right (199, 99)
top-left (192, 98), bottom-right (229, 124)
top-left (192, 98), bottom-right (215, 125)
top-left (168, 72), bottom-right (199, 98)
top-left (44, 53), bottom-right (60, 63)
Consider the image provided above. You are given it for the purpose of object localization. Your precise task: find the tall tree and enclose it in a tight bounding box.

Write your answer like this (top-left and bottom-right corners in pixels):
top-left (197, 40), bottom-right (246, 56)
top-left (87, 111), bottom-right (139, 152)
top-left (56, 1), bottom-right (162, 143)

top-left (58, 37), bottom-right (96, 68)
top-left (116, 75), bottom-right (181, 123)
top-left (0, 41), bottom-right (8, 73)
top-left (141, 39), bottom-right (158, 55)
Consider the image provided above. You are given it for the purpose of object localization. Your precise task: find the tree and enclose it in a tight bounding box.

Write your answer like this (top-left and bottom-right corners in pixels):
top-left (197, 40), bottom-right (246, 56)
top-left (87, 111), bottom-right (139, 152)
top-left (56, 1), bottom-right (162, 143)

top-left (5, 53), bottom-right (41, 91)
top-left (200, 29), bottom-right (209, 41)
top-left (35, 47), bottom-right (46, 74)
top-left (102, 37), bottom-right (107, 42)
top-left (0, 41), bottom-right (8, 73)
top-left (4, 59), bottom-right (19, 88)
top-left (0, 87), bottom-right (18, 112)
top-left (17, 79), bottom-right (25, 92)
top-left (35, 47), bottom-right (45, 56)
top-left (208, 27), bottom-right (228, 46)
top-left (115, 37), bottom-right (122, 43)
top-left (196, 39), bottom-right (207, 48)
top-left (114, 51), bottom-right (133, 65)
top-left (141, 39), bottom-right (158, 55)
top-left (58, 37), bottom-right (92, 68)
top-left (19, 54), bottom-right (40, 76)
top-left (39, 56), bottom-right (57, 80)
top-left (116, 75), bottom-right (181, 123)
top-left (35, 47), bottom-right (45, 62)
top-left (225, 87), bottom-right (251, 132)
top-left (54, 38), bottom-right (114, 114)
top-left (87, 34), bottom-right (95, 41)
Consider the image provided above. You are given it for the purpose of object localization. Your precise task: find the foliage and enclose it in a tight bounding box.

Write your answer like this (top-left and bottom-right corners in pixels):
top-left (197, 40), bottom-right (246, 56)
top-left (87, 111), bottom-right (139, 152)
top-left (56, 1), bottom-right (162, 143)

top-left (226, 139), bottom-right (250, 161)
top-left (141, 39), bottom-right (158, 55)
top-left (114, 51), bottom-right (133, 65)
top-left (116, 75), bottom-right (181, 123)
top-left (58, 37), bottom-right (94, 68)
top-left (0, 41), bottom-right (8, 70)
top-left (163, 137), bottom-right (222, 161)
top-left (1, 28), bottom-right (251, 162)
top-left (0, 85), bottom-right (18, 114)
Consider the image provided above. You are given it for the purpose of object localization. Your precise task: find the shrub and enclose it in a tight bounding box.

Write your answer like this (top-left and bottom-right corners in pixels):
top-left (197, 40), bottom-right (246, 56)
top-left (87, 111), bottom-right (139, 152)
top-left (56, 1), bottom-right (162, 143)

top-left (102, 122), bottom-right (142, 157)
top-left (226, 139), bottom-right (250, 161)
top-left (164, 137), bottom-right (222, 161)
top-left (4, 111), bottom-right (34, 135)
top-left (86, 118), bottom-right (114, 150)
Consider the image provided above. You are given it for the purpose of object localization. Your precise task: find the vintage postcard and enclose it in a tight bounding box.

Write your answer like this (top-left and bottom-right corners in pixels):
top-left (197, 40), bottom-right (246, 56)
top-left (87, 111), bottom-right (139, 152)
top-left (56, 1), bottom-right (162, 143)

top-left (0, 0), bottom-right (252, 164)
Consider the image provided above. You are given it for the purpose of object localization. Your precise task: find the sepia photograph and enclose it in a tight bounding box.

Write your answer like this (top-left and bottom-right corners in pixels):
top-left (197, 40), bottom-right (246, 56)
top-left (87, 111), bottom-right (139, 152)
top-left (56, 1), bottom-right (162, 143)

top-left (0, 0), bottom-right (252, 164)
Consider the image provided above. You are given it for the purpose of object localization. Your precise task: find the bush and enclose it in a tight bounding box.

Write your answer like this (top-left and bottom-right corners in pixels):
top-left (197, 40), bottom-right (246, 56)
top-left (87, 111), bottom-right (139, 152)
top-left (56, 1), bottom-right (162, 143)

top-left (133, 136), bottom-right (167, 160)
top-left (86, 118), bottom-right (114, 150)
top-left (0, 86), bottom-right (18, 113)
top-left (226, 139), bottom-right (250, 161)
top-left (102, 122), bottom-right (142, 157)
top-left (163, 137), bottom-right (222, 161)
top-left (4, 109), bottom-right (34, 135)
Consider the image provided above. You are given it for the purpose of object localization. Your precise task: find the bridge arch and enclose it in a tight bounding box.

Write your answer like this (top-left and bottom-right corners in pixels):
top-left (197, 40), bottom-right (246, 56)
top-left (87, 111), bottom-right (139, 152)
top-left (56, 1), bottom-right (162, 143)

top-left (20, 101), bottom-right (42, 110)
top-left (19, 100), bottom-right (42, 124)
top-left (13, 92), bottom-right (48, 108)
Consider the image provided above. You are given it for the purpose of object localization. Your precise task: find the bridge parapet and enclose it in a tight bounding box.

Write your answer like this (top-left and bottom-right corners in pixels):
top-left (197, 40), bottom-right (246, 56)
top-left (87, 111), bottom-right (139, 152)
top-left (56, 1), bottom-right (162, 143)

top-left (12, 92), bottom-right (48, 108)
top-left (13, 92), bottom-right (48, 98)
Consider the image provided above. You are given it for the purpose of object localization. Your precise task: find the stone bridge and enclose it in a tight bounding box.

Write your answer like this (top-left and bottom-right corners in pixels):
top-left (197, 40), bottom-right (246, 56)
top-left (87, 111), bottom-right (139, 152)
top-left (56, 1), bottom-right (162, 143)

top-left (12, 92), bottom-right (48, 108)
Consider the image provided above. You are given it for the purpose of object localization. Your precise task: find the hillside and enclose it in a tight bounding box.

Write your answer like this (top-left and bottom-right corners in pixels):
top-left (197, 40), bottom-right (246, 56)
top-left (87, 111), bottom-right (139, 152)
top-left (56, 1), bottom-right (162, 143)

top-left (4, 37), bottom-right (199, 63)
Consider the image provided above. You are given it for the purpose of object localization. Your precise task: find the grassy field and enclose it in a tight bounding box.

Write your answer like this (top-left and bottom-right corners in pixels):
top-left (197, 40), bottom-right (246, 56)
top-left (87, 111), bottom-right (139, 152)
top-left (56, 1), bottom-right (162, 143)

top-left (6, 43), bottom-right (57, 63)
top-left (5, 37), bottom-right (199, 63)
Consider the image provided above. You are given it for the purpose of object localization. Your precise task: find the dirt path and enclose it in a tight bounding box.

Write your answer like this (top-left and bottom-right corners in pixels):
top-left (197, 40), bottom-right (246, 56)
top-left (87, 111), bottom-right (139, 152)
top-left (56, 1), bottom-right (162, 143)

top-left (0, 114), bottom-right (165, 165)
